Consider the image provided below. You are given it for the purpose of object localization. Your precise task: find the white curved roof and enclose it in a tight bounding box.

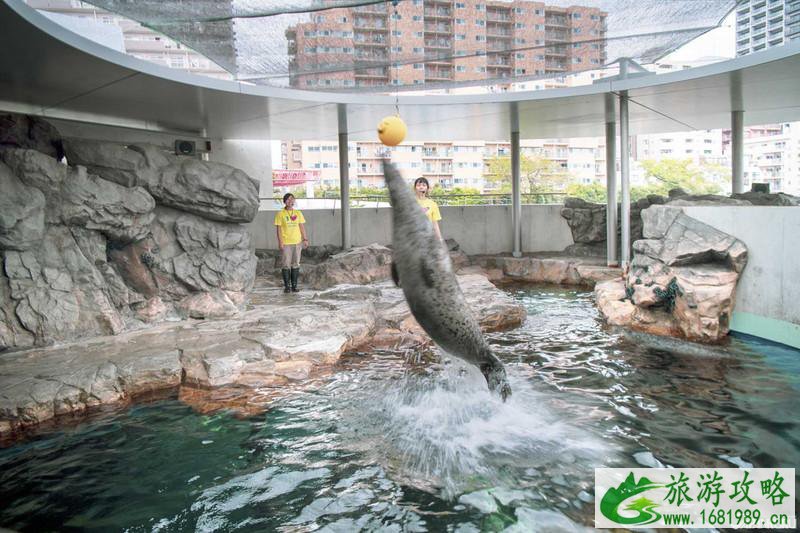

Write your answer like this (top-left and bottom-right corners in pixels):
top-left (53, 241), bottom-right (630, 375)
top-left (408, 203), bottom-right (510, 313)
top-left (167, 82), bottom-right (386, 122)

top-left (1, 0), bottom-right (800, 142)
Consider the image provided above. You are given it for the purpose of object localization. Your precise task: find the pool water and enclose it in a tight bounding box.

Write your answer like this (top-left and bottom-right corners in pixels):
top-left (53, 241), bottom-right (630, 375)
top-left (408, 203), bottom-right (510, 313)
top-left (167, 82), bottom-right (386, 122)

top-left (1, 286), bottom-right (798, 532)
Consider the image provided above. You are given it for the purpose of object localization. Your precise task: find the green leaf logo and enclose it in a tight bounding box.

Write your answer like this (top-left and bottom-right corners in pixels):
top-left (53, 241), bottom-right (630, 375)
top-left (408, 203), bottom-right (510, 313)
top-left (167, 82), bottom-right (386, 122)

top-left (600, 472), bottom-right (664, 525)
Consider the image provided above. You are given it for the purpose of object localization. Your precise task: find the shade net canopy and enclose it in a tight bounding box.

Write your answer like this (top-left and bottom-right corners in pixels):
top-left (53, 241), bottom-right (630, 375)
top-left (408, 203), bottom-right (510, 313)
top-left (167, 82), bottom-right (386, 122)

top-left (80, 0), bottom-right (736, 91)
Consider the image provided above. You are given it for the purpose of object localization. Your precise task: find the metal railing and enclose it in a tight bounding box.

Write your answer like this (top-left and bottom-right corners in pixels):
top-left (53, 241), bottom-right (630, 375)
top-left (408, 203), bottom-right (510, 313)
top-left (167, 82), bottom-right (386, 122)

top-left (264, 193), bottom-right (568, 209)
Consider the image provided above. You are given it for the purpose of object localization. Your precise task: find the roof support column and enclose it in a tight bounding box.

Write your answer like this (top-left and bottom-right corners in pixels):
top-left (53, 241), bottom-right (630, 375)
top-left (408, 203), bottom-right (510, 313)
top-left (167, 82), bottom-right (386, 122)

top-left (510, 102), bottom-right (522, 258)
top-left (619, 91), bottom-right (631, 268)
top-left (731, 110), bottom-right (744, 194)
top-left (605, 95), bottom-right (618, 267)
top-left (337, 104), bottom-right (351, 250)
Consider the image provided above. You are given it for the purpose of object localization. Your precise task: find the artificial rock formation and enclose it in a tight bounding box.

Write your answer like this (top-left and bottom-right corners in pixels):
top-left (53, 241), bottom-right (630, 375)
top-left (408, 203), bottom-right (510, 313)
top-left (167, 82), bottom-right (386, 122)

top-left (560, 189), bottom-right (799, 259)
top-left (0, 271), bottom-right (525, 436)
top-left (595, 205), bottom-right (747, 342)
top-left (0, 114), bottom-right (259, 351)
top-left (560, 196), bottom-right (666, 257)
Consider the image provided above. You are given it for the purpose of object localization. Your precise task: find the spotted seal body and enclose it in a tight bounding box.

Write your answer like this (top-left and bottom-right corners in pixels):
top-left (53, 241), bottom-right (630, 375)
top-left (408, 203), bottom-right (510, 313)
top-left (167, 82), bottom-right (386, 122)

top-left (383, 161), bottom-right (511, 400)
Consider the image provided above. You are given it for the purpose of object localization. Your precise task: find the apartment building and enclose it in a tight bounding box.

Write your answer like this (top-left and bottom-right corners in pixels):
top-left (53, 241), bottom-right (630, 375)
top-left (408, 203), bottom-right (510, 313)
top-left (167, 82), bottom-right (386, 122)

top-left (634, 130), bottom-right (726, 166)
top-left (735, 0), bottom-right (800, 56)
top-left (286, 0), bottom-right (606, 90)
top-left (737, 123), bottom-right (800, 194)
top-left (27, 0), bottom-right (232, 79)
top-left (283, 137), bottom-right (606, 191)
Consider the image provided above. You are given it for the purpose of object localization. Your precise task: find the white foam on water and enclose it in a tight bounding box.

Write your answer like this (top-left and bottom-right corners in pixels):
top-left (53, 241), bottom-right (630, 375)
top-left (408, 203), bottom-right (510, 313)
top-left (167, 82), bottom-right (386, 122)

top-left (340, 361), bottom-right (616, 498)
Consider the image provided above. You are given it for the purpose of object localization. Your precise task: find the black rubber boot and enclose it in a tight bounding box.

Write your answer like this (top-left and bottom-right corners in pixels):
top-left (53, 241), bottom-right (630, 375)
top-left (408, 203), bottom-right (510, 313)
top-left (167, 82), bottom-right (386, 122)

top-left (281, 268), bottom-right (291, 293)
top-left (290, 267), bottom-right (300, 292)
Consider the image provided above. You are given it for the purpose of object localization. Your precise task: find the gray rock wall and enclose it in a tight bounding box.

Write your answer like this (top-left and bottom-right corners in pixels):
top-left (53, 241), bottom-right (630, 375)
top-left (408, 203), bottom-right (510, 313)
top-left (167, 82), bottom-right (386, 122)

top-left (0, 114), bottom-right (259, 351)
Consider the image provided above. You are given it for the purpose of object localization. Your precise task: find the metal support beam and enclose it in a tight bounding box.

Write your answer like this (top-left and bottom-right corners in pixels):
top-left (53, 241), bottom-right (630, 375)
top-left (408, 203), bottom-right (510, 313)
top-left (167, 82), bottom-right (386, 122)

top-left (510, 102), bottom-right (522, 258)
top-left (337, 104), bottom-right (351, 250)
top-left (619, 91), bottom-right (631, 268)
top-left (605, 116), bottom-right (618, 267)
top-left (731, 110), bottom-right (744, 194)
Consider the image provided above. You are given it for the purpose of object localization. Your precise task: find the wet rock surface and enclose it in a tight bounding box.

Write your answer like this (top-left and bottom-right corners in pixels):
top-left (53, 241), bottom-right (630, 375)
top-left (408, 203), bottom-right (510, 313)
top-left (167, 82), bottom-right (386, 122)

top-left (0, 272), bottom-right (525, 438)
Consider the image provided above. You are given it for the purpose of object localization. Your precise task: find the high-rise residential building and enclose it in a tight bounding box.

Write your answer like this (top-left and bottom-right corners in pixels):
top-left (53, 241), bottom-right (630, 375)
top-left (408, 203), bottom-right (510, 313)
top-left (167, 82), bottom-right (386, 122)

top-left (735, 0), bottom-right (800, 56)
top-left (285, 0), bottom-right (606, 90)
top-left (634, 130), bottom-right (726, 166)
top-left (732, 2), bottom-right (800, 194)
top-left (27, 0), bottom-right (232, 79)
top-left (739, 123), bottom-right (800, 194)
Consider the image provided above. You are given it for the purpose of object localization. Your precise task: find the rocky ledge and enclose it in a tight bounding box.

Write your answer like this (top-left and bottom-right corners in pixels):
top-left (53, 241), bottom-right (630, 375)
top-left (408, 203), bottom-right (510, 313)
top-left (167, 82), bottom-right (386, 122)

top-left (472, 254), bottom-right (622, 287)
top-left (0, 271), bottom-right (524, 440)
top-left (595, 205), bottom-right (747, 343)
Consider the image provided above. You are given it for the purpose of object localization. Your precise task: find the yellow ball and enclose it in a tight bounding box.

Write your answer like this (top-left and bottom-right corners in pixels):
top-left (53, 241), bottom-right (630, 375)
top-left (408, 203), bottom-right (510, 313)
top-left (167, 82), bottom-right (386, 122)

top-left (377, 115), bottom-right (407, 147)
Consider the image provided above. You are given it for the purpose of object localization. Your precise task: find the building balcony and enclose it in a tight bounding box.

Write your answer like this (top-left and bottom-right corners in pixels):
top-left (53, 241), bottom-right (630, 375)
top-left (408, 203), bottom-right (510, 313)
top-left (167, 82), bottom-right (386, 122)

top-left (424, 23), bottom-right (453, 34)
top-left (424, 53), bottom-right (453, 64)
top-left (425, 72), bottom-right (454, 81)
top-left (424, 8), bottom-right (452, 18)
top-left (545, 61), bottom-right (567, 71)
top-left (486, 28), bottom-right (512, 37)
top-left (355, 67), bottom-right (389, 78)
top-left (546, 30), bottom-right (568, 41)
top-left (486, 13), bottom-right (512, 23)
top-left (545, 46), bottom-right (567, 56)
top-left (545, 17), bottom-right (569, 28)
top-left (425, 39), bottom-right (452, 49)
top-left (354, 19), bottom-right (387, 30)
top-left (353, 4), bottom-right (387, 14)
top-left (354, 34), bottom-right (387, 45)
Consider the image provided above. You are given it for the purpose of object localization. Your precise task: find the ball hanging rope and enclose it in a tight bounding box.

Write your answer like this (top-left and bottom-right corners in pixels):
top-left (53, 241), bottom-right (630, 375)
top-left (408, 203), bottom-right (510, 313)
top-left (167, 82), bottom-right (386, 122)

top-left (378, 0), bottom-right (406, 147)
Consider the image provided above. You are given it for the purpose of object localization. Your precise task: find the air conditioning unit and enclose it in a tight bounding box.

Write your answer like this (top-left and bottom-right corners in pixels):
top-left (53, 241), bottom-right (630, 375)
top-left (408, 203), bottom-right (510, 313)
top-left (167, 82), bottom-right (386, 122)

top-left (174, 139), bottom-right (196, 156)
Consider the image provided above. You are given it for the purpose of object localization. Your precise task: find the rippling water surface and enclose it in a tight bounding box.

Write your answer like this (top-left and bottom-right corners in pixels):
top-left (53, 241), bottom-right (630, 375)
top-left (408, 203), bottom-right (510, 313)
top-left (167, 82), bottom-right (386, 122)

top-left (1, 286), bottom-right (798, 532)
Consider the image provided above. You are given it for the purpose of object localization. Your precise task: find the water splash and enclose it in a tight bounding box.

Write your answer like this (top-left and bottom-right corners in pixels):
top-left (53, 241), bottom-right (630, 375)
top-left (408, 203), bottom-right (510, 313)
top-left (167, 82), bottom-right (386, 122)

top-left (338, 359), bottom-right (615, 499)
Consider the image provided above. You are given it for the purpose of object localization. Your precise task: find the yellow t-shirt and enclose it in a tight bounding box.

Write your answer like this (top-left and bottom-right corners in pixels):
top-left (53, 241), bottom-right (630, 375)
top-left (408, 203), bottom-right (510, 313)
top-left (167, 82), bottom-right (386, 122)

top-left (417, 197), bottom-right (441, 223)
top-left (274, 208), bottom-right (306, 245)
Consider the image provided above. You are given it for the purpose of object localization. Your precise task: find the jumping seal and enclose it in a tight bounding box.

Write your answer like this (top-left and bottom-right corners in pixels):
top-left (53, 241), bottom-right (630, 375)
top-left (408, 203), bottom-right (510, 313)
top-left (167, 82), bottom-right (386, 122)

top-left (383, 161), bottom-right (512, 400)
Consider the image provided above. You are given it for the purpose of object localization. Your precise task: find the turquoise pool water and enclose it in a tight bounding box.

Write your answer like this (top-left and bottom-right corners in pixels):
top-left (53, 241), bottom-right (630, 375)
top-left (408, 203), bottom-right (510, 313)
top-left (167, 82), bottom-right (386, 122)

top-left (1, 286), bottom-right (798, 531)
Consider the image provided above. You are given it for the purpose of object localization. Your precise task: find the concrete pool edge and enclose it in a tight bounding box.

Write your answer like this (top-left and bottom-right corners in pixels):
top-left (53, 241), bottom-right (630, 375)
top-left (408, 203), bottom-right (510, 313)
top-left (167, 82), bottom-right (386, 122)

top-left (731, 311), bottom-right (800, 350)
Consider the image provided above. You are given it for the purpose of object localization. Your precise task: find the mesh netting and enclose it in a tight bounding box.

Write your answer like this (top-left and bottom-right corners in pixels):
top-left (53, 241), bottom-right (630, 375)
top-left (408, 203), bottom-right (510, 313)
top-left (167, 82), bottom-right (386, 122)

top-left (80, 0), bottom-right (736, 90)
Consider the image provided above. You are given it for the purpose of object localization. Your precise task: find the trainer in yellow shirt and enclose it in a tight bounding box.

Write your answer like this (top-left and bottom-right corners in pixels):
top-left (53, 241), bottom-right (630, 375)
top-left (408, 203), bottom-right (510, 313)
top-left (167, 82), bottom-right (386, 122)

top-left (413, 177), bottom-right (443, 241)
top-left (274, 193), bottom-right (308, 293)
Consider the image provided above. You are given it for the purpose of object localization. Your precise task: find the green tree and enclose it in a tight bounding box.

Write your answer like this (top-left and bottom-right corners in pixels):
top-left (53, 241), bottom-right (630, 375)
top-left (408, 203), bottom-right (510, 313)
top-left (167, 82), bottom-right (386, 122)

top-left (566, 182), bottom-right (607, 203)
top-left (430, 185), bottom-right (485, 205)
top-left (483, 154), bottom-right (569, 195)
top-left (639, 159), bottom-right (722, 196)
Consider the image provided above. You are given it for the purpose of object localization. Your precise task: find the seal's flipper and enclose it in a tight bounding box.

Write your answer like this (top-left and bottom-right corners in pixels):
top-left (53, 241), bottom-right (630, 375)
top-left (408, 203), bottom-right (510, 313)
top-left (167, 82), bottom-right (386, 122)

top-left (481, 359), bottom-right (512, 402)
top-left (391, 261), bottom-right (401, 287)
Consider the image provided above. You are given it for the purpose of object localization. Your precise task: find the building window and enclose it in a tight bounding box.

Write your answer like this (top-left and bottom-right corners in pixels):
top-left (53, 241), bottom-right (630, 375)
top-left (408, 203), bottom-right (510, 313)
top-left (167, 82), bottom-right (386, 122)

top-left (456, 18), bottom-right (465, 24)
top-left (573, 28), bottom-right (581, 34)
top-left (476, 20), bottom-right (485, 26)
top-left (515, 8), bottom-right (525, 14)
top-left (515, 23), bottom-right (525, 28)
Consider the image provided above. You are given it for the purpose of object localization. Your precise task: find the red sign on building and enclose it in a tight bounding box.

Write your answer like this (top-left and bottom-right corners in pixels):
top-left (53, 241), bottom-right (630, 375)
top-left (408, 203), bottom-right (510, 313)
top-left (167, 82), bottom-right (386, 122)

top-left (273, 169), bottom-right (321, 186)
